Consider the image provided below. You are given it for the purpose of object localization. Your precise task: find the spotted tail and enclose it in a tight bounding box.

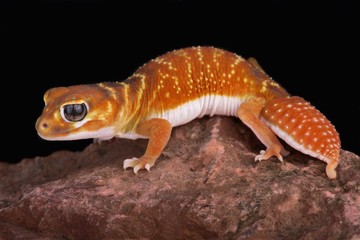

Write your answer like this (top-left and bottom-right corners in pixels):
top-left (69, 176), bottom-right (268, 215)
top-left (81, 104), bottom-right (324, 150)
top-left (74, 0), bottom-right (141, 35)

top-left (260, 96), bottom-right (341, 179)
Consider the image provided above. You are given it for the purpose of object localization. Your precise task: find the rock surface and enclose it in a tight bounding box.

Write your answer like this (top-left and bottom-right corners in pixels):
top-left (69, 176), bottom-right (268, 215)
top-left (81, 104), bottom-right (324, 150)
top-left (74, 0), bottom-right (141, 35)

top-left (0, 117), bottom-right (359, 240)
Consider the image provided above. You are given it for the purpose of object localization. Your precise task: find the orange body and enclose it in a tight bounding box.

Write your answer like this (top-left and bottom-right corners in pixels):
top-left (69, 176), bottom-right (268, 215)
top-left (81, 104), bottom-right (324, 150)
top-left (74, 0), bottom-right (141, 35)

top-left (36, 46), bottom-right (340, 179)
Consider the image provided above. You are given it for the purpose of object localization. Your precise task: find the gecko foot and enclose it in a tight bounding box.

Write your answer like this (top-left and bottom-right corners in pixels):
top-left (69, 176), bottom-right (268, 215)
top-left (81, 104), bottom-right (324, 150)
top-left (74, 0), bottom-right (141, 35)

top-left (123, 157), bottom-right (156, 174)
top-left (255, 148), bottom-right (284, 162)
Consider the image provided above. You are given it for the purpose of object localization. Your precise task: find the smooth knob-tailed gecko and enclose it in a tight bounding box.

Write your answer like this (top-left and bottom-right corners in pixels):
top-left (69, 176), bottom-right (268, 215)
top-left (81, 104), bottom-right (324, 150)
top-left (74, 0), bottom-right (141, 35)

top-left (35, 46), bottom-right (340, 179)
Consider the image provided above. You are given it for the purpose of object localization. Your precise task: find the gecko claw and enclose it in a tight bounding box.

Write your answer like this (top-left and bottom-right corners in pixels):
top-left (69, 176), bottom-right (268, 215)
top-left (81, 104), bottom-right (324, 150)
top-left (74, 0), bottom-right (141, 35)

top-left (255, 150), bottom-right (266, 162)
top-left (123, 156), bottom-right (156, 174)
top-left (255, 149), bottom-right (284, 162)
top-left (145, 163), bottom-right (152, 172)
top-left (123, 157), bottom-right (138, 170)
top-left (133, 165), bottom-right (141, 174)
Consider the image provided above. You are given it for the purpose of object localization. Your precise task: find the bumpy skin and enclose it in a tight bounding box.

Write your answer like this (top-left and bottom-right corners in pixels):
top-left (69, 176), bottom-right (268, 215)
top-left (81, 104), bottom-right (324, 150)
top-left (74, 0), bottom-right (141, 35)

top-left (35, 46), bottom-right (340, 179)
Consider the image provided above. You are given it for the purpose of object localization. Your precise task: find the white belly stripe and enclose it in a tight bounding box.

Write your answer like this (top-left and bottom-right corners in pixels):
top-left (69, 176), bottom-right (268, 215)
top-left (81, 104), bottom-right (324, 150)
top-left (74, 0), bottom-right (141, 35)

top-left (149, 95), bottom-right (244, 127)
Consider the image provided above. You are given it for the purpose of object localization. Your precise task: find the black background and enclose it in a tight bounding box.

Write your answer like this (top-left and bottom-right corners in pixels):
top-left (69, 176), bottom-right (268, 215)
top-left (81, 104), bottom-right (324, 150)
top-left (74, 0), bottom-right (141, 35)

top-left (1, 0), bottom-right (359, 163)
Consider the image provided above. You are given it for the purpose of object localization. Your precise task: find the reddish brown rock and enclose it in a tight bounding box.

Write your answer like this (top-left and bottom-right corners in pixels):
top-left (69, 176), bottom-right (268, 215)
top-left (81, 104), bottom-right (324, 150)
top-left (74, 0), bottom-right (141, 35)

top-left (0, 117), bottom-right (359, 239)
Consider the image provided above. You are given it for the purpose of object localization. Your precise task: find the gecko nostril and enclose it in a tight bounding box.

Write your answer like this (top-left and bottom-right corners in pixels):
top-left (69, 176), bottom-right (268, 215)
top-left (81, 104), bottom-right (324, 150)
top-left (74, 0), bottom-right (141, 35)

top-left (42, 123), bottom-right (48, 129)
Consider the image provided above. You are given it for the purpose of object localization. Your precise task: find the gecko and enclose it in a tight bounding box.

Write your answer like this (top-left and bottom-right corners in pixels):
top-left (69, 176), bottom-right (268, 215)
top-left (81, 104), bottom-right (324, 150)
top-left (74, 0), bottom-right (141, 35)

top-left (35, 46), bottom-right (340, 179)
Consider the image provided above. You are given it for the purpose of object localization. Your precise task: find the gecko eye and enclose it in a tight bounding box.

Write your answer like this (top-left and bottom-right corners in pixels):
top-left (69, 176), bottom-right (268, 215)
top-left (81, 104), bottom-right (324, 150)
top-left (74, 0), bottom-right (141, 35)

top-left (61, 103), bottom-right (88, 122)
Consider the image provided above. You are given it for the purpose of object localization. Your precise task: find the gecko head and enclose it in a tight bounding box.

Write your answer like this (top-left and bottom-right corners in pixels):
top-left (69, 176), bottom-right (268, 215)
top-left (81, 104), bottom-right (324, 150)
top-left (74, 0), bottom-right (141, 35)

top-left (36, 84), bottom-right (119, 140)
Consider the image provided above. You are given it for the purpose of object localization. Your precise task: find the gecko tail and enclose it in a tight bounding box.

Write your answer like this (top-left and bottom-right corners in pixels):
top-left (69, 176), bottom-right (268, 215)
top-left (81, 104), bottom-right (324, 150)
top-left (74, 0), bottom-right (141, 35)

top-left (259, 96), bottom-right (341, 179)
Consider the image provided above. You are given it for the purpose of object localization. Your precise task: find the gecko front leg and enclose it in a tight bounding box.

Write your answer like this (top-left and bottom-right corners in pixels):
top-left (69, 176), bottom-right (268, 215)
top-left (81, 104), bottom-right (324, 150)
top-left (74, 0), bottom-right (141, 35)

top-left (237, 98), bottom-right (289, 162)
top-left (123, 118), bottom-right (172, 174)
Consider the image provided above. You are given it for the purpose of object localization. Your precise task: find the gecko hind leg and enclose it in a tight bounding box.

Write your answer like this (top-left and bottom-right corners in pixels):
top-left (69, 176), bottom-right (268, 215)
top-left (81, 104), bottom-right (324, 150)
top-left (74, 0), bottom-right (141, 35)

top-left (237, 99), bottom-right (289, 163)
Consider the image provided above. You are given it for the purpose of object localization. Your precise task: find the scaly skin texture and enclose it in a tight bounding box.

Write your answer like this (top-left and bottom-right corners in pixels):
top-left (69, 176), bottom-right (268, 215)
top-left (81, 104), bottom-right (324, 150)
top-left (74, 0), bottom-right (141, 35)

top-left (35, 46), bottom-right (340, 179)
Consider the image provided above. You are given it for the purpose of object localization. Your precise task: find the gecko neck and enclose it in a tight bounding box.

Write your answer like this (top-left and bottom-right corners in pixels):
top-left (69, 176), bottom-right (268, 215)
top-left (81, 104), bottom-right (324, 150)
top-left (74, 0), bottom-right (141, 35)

top-left (98, 76), bottom-right (149, 135)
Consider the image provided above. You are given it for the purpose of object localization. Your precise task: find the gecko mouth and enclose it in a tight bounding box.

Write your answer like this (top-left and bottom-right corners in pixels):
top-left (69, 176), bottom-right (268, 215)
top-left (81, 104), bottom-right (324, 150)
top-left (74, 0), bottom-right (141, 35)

top-left (37, 127), bottom-right (116, 141)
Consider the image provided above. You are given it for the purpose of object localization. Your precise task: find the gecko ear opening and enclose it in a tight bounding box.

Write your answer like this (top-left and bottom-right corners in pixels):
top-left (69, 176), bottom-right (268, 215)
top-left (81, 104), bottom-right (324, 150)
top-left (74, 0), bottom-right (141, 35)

top-left (60, 103), bottom-right (88, 122)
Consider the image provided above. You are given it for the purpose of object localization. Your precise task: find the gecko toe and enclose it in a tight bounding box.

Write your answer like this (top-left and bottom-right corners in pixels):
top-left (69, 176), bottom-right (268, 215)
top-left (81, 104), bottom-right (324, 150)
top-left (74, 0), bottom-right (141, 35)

top-left (123, 156), bottom-right (156, 174)
top-left (254, 149), bottom-right (284, 162)
top-left (276, 154), bottom-right (284, 162)
top-left (255, 150), bottom-right (266, 162)
top-left (133, 165), bottom-right (142, 174)
top-left (145, 163), bottom-right (152, 172)
top-left (123, 157), bottom-right (139, 170)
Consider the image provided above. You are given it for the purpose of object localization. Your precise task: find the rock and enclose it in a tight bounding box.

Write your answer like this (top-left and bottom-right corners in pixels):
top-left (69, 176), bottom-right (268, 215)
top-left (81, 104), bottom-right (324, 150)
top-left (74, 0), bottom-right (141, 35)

top-left (0, 117), bottom-right (359, 240)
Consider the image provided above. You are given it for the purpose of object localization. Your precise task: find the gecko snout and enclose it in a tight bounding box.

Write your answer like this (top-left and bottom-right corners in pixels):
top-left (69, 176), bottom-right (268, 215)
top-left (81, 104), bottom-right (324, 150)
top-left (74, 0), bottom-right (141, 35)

top-left (35, 118), bottom-right (51, 137)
